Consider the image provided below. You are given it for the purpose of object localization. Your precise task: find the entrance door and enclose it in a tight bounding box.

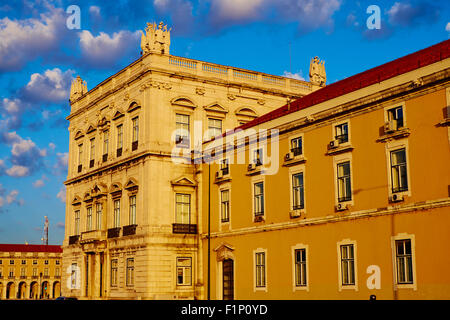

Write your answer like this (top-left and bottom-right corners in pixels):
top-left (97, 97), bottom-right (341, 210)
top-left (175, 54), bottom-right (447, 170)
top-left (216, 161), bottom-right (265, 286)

top-left (222, 259), bottom-right (234, 300)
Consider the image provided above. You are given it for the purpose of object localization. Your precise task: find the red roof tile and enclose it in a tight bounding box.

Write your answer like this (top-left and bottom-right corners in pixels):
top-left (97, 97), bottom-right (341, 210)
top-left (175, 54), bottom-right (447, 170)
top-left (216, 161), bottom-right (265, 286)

top-left (0, 244), bottom-right (62, 253)
top-left (239, 39), bottom-right (450, 130)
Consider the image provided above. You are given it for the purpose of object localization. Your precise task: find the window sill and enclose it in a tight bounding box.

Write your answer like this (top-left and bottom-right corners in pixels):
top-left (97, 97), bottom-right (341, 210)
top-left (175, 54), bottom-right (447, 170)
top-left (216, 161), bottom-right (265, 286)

top-left (214, 174), bottom-right (232, 184)
top-left (289, 209), bottom-right (305, 219)
top-left (326, 143), bottom-right (354, 156)
top-left (246, 165), bottom-right (264, 176)
top-left (335, 201), bottom-right (352, 212)
top-left (253, 215), bottom-right (265, 222)
top-left (283, 155), bottom-right (307, 167)
top-left (438, 118), bottom-right (450, 126)
top-left (377, 127), bottom-right (411, 142)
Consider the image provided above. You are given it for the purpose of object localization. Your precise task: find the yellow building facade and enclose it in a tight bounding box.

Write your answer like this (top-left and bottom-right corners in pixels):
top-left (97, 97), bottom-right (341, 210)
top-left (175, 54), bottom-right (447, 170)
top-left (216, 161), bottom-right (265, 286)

top-left (62, 23), bottom-right (316, 299)
top-left (200, 40), bottom-right (450, 300)
top-left (0, 244), bottom-right (62, 299)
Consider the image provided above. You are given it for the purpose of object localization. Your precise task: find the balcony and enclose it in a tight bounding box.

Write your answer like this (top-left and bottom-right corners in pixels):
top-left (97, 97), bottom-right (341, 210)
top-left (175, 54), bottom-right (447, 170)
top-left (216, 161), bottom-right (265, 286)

top-left (123, 224), bottom-right (137, 236)
top-left (68, 235), bottom-right (80, 245)
top-left (80, 230), bottom-right (106, 243)
top-left (107, 227), bottom-right (121, 239)
top-left (172, 223), bottom-right (197, 234)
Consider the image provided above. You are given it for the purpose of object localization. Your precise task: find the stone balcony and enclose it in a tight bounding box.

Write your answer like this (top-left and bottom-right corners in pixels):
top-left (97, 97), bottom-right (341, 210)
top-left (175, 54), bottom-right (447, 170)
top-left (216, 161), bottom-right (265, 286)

top-left (80, 230), bottom-right (107, 243)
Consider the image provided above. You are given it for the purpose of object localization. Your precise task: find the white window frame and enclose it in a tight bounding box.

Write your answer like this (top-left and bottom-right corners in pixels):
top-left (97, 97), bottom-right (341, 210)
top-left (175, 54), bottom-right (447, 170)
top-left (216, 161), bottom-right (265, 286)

top-left (132, 116), bottom-right (139, 143)
top-left (176, 256), bottom-right (193, 287)
top-left (391, 233), bottom-right (417, 291)
top-left (288, 133), bottom-right (304, 157)
top-left (175, 113), bottom-right (191, 148)
top-left (333, 154), bottom-right (354, 207)
top-left (337, 239), bottom-right (358, 291)
top-left (110, 258), bottom-right (118, 287)
top-left (103, 130), bottom-right (109, 156)
top-left (251, 175), bottom-right (266, 222)
top-left (250, 146), bottom-right (265, 166)
top-left (126, 257), bottom-right (135, 287)
top-left (219, 184), bottom-right (231, 230)
top-left (291, 244), bottom-right (309, 292)
top-left (253, 248), bottom-right (267, 292)
top-left (175, 193), bottom-right (191, 225)
top-left (332, 119), bottom-right (352, 146)
top-left (289, 165), bottom-right (306, 213)
top-left (129, 195), bottom-right (137, 225)
top-left (207, 118), bottom-right (223, 140)
top-left (384, 101), bottom-right (407, 129)
top-left (385, 139), bottom-right (412, 199)
top-left (113, 199), bottom-right (121, 228)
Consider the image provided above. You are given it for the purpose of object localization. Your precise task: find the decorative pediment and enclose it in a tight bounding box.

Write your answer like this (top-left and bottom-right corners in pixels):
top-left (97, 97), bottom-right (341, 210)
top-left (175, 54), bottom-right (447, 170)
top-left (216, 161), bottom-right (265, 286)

top-left (83, 192), bottom-right (93, 203)
top-left (71, 195), bottom-right (82, 205)
top-left (204, 102), bottom-right (228, 114)
top-left (112, 109), bottom-right (125, 120)
top-left (74, 130), bottom-right (84, 140)
top-left (214, 242), bottom-right (235, 262)
top-left (235, 107), bottom-right (258, 118)
top-left (91, 183), bottom-right (108, 197)
top-left (127, 101), bottom-right (141, 113)
top-left (109, 182), bottom-right (122, 193)
top-left (124, 178), bottom-right (139, 191)
top-left (170, 176), bottom-right (197, 187)
top-left (86, 124), bottom-right (96, 134)
top-left (97, 116), bottom-right (110, 127)
top-left (171, 97), bottom-right (196, 109)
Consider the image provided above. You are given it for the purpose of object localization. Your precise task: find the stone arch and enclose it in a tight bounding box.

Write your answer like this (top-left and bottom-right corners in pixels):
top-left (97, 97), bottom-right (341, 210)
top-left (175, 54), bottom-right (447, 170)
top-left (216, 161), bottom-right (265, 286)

top-left (53, 281), bottom-right (61, 298)
top-left (41, 281), bottom-right (50, 299)
top-left (18, 281), bottom-right (27, 299)
top-left (6, 282), bottom-right (15, 299)
top-left (30, 281), bottom-right (39, 299)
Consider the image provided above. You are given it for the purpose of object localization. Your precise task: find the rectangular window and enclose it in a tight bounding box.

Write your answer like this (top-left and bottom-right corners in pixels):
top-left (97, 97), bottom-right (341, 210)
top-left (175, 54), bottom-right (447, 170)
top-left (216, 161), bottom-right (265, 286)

top-left (337, 161), bottom-right (352, 202)
top-left (254, 182), bottom-right (264, 216)
top-left (390, 148), bottom-right (408, 193)
top-left (78, 144), bottom-right (83, 167)
top-left (176, 114), bottom-right (190, 148)
top-left (21, 260), bottom-right (26, 265)
top-left (9, 268), bottom-right (14, 277)
top-left (90, 138), bottom-right (95, 162)
top-left (220, 158), bottom-right (229, 175)
top-left (252, 148), bottom-right (263, 165)
top-left (86, 206), bottom-right (93, 231)
top-left (290, 137), bottom-right (303, 156)
top-left (113, 199), bottom-right (120, 228)
top-left (395, 239), bottom-right (413, 284)
top-left (221, 189), bottom-right (230, 223)
top-left (176, 257), bottom-right (192, 286)
top-left (44, 260), bottom-right (49, 265)
top-left (208, 118), bottom-right (222, 139)
top-left (335, 123), bottom-right (349, 143)
top-left (294, 249), bottom-right (307, 287)
top-left (33, 260), bottom-right (37, 265)
top-left (132, 117), bottom-right (139, 142)
top-left (340, 244), bottom-right (355, 285)
top-left (56, 260), bottom-right (60, 265)
top-left (126, 258), bottom-right (134, 286)
top-left (33, 268), bottom-right (37, 277)
top-left (388, 106), bottom-right (404, 129)
top-left (44, 268), bottom-right (49, 276)
top-left (111, 259), bottom-right (118, 286)
top-left (117, 124), bottom-right (123, 149)
top-left (74, 210), bottom-right (80, 235)
top-left (10, 260), bottom-right (14, 265)
top-left (103, 130), bottom-right (109, 156)
top-left (175, 193), bottom-right (191, 224)
top-left (70, 263), bottom-right (77, 289)
top-left (55, 267), bottom-right (60, 277)
top-left (21, 267), bottom-right (25, 276)
top-left (129, 195), bottom-right (136, 225)
top-left (292, 173), bottom-right (304, 210)
top-left (96, 203), bottom-right (102, 230)
top-left (255, 252), bottom-right (266, 288)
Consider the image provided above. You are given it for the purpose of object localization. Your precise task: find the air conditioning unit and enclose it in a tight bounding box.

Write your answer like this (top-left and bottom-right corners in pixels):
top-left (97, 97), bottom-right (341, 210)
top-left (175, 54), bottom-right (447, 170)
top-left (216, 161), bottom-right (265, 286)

top-left (335, 203), bottom-right (348, 211)
top-left (389, 193), bottom-right (404, 202)
top-left (329, 139), bottom-right (340, 149)
top-left (384, 120), bottom-right (397, 133)
top-left (285, 152), bottom-right (294, 161)
top-left (248, 163), bottom-right (256, 171)
top-left (215, 171), bottom-right (223, 179)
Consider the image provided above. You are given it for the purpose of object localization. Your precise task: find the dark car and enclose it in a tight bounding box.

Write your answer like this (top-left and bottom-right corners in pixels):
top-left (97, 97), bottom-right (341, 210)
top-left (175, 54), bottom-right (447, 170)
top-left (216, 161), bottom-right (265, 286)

top-left (55, 296), bottom-right (78, 300)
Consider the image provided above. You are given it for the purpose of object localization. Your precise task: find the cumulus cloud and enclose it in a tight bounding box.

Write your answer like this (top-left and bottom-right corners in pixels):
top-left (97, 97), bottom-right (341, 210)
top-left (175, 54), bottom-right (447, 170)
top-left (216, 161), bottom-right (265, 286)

top-left (0, 98), bottom-right (26, 131)
top-left (387, 1), bottom-right (440, 27)
top-left (283, 70), bottom-right (305, 81)
top-left (0, 131), bottom-right (47, 177)
top-left (52, 152), bottom-right (68, 175)
top-left (153, 0), bottom-right (195, 35)
top-left (21, 68), bottom-right (75, 104)
top-left (78, 30), bottom-right (141, 69)
top-left (446, 22), bottom-right (450, 32)
top-left (56, 186), bottom-right (66, 203)
top-left (55, 221), bottom-right (65, 229)
top-left (33, 175), bottom-right (47, 188)
top-left (0, 6), bottom-right (69, 71)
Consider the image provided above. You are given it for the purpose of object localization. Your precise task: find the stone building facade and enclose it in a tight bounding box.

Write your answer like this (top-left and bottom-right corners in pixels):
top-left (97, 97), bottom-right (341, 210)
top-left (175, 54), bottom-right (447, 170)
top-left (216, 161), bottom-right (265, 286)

top-left (0, 244), bottom-right (62, 299)
top-left (62, 23), bottom-right (317, 299)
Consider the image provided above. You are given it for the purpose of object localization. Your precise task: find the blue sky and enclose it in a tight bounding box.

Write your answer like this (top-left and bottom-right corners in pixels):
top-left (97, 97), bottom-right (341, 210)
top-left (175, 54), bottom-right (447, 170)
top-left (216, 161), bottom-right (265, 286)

top-left (0, 0), bottom-right (449, 245)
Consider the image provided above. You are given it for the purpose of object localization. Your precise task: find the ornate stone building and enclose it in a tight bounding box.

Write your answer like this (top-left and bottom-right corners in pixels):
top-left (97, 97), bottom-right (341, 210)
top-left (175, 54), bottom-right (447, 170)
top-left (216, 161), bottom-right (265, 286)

top-left (0, 244), bottom-right (62, 299)
top-left (62, 22), bottom-right (319, 299)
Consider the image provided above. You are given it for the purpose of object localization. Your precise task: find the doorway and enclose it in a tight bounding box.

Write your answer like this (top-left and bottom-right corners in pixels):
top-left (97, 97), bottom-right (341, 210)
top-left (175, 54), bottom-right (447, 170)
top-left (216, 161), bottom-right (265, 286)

top-left (222, 259), bottom-right (234, 300)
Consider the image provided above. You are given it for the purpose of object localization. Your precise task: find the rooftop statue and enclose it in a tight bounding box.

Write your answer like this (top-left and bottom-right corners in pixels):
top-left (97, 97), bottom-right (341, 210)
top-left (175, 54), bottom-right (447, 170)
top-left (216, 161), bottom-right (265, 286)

top-left (70, 76), bottom-right (87, 102)
top-left (309, 56), bottom-right (326, 86)
top-left (141, 21), bottom-right (171, 55)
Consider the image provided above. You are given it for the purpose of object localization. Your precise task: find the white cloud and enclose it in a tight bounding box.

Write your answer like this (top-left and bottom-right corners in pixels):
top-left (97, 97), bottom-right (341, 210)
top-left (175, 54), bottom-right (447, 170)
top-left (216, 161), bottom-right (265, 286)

top-left (446, 22), bottom-right (450, 32)
top-left (79, 30), bottom-right (140, 68)
top-left (33, 175), bottom-right (47, 188)
top-left (48, 142), bottom-right (56, 150)
top-left (283, 70), bottom-right (305, 81)
top-left (0, 7), bottom-right (68, 71)
top-left (6, 165), bottom-right (29, 177)
top-left (56, 186), bottom-right (66, 203)
top-left (22, 68), bottom-right (75, 103)
top-left (89, 6), bottom-right (101, 16)
top-left (209, 0), bottom-right (265, 21)
top-left (6, 190), bottom-right (18, 204)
